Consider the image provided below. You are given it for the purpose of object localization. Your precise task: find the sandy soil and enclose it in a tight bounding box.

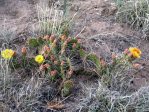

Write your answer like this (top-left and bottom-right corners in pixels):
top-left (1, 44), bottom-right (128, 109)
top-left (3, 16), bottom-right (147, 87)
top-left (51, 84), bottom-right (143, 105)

top-left (0, 0), bottom-right (39, 42)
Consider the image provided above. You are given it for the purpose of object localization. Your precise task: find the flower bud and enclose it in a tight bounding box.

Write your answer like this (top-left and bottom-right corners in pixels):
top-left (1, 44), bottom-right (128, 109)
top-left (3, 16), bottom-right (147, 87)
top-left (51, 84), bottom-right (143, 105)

top-left (51, 39), bottom-right (57, 48)
top-left (60, 35), bottom-right (67, 41)
top-left (124, 48), bottom-right (129, 55)
top-left (66, 37), bottom-right (71, 43)
top-left (39, 64), bottom-right (45, 71)
top-left (21, 47), bottom-right (27, 55)
top-left (72, 43), bottom-right (77, 48)
top-left (54, 60), bottom-right (58, 65)
top-left (43, 45), bottom-right (50, 53)
top-left (44, 63), bottom-right (50, 69)
top-left (100, 59), bottom-right (106, 67)
top-left (77, 38), bottom-right (81, 43)
top-left (43, 35), bottom-right (50, 41)
top-left (50, 70), bottom-right (57, 77)
top-left (49, 35), bottom-right (55, 42)
top-left (53, 38), bottom-right (57, 43)
top-left (68, 69), bottom-right (73, 76)
top-left (61, 61), bottom-right (65, 66)
top-left (50, 55), bottom-right (55, 61)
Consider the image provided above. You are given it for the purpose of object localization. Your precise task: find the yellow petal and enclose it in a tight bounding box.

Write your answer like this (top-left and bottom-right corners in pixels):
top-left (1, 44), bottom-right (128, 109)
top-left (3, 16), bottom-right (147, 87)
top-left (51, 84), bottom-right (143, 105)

top-left (35, 55), bottom-right (45, 64)
top-left (1, 49), bottom-right (14, 59)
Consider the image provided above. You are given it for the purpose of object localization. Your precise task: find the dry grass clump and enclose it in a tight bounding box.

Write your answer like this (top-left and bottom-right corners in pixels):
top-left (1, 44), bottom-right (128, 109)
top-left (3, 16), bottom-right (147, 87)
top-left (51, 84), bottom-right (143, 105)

top-left (115, 0), bottom-right (149, 39)
top-left (0, 21), bottom-right (17, 46)
top-left (115, 0), bottom-right (149, 28)
top-left (77, 82), bottom-right (149, 112)
top-left (33, 0), bottom-right (72, 37)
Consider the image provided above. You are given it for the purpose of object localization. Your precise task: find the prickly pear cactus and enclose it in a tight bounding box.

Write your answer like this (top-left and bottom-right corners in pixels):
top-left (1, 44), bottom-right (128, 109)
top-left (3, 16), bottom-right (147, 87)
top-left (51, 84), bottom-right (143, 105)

top-left (61, 80), bottom-right (74, 97)
top-left (27, 38), bottom-right (44, 47)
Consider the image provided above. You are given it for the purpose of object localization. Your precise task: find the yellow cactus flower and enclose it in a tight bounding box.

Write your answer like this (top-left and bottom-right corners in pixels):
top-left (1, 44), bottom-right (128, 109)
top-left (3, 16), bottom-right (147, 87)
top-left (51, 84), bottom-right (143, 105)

top-left (35, 55), bottom-right (45, 64)
top-left (1, 49), bottom-right (15, 59)
top-left (129, 47), bottom-right (141, 58)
